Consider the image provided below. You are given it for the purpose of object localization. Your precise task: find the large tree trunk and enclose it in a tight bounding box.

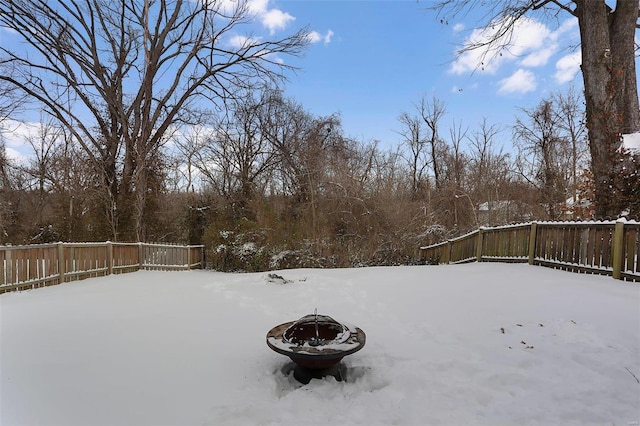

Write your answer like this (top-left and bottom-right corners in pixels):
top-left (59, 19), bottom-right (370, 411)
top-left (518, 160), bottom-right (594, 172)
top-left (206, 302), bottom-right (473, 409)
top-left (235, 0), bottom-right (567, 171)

top-left (609, 1), bottom-right (640, 134)
top-left (575, 0), bottom-right (640, 218)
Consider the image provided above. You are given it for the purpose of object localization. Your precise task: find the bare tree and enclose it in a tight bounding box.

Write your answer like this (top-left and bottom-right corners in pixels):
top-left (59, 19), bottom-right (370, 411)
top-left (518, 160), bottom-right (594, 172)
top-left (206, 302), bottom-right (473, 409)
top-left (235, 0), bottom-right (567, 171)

top-left (419, 96), bottom-right (447, 190)
top-left (467, 118), bottom-right (504, 197)
top-left (258, 90), bottom-right (339, 211)
top-left (445, 119), bottom-right (473, 229)
top-left (0, 0), bottom-right (310, 240)
top-left (553, 86), bottom-right (588, 204)
top-left (0, 62), bottom-right (27, 124)
top-left (18, 119), bottom-right (66, 228)
top-left (446, 119), bottom-right (468, 191)
top-left (195, 91), bottom-right (279, 216)
top-left (466, 118), bottom-right (520, 225)
top-left (255, 91), bottom-right (310, 200)
top-left (430, 0), bottom-right (640, 218)
top-left (168, 123), bottom-right (214, 194)
top-left (396, 111), bottom-right (429, 198)
top-left (0, 137), bottom-right (13, 242)
top-left (514, 100), bottom-right (570, 219)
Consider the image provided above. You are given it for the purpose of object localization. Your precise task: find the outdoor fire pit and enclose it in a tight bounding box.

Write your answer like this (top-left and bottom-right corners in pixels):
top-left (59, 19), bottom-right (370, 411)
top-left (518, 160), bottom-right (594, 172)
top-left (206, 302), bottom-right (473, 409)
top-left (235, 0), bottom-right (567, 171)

top-left (266, 311), bottom-right (366, 384)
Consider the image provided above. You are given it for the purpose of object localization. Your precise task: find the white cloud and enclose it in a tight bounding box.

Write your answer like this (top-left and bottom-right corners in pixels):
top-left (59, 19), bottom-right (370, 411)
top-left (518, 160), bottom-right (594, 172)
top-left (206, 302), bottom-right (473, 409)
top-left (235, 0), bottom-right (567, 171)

top-left (1, 119), bottom-right (37, 147)
top-left (307, 30), bottom-right (334, 45)
top-left (215, 0), bottom-right (269, 17)
top-left (521, 45), bottom-right (556, 67)
top-left (497, 69), bottom-right (536, 94)
top-left (554, 51), bottom-right (581, 84)
top-left (451, 16), bottom-right (550, 74)
top-left (323, 30), bottom-right (334, 45)
top-left (4, 145), bottom-right (27, 164)
top-left (247, 0), bottom-right (268, 15)
top-left (450, 25), bottom-right (500, 74)
top-left (0, 119), bottom-right (40, 164)
top-left (261, 9), bottom-right (295, 35)
top-left (453, 23), bottom-right (464, 33)
top-left (550, 17), bottom-right (579, 41)
top-left (506, 17), bottom-right (549, 57)
top-left (306, 31), bottom-right (322, 44)
top-left (214, 1), bottom-right (296, 35)
top-left (228, 34), bottom-right (261, 49)
top-left (537, 18), bottom-right (579, 72)
top-left (450, 40), bottom-right (495, 74)
top-left (449, 16), bottom-right (583, 77)
top-left (213, 0), bottom-right (243, 16)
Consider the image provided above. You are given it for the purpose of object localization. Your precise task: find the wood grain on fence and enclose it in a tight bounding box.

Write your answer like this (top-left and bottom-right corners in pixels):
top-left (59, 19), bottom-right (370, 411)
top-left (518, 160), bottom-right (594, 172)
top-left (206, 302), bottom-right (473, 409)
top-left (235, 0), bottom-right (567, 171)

top-left (481, 224), bottom-right (530, 261)
top-left (533, 222), bottom-right (614, 275)
top-left (449, 232), bottom-right (477, 264)
top-left (421, 241), bottom-right (447, 264)
top-left (111, 243), bottom-right (141, 273)
top-left (0, 244), bottom-right (60, 290)
top-left (62, 243), bottom-right (109, 282)
top-left (621, 223), bottom-right (640, 281)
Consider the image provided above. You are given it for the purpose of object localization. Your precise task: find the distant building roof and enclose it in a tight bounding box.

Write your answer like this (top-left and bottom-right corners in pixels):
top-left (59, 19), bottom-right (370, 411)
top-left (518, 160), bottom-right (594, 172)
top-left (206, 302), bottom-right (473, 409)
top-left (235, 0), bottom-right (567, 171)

top-left (478, 200), bottom-right (512, 212)
top-left (622, 132), bottom-right (640, 153)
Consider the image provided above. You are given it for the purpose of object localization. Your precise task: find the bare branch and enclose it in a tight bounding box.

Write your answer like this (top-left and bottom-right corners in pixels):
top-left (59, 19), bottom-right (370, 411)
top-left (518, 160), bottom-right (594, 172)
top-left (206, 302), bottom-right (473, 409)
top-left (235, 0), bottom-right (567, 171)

top-left (429, 0), bottom-right (576, 71)
top-left (533, 0), bottom-right (575, 16)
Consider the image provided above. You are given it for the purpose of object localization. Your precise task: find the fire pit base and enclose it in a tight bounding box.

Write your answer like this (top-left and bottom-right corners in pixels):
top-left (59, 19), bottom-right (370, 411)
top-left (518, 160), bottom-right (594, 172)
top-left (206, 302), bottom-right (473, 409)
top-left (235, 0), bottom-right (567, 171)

top-left (292, 363), bottom-right (347, 384)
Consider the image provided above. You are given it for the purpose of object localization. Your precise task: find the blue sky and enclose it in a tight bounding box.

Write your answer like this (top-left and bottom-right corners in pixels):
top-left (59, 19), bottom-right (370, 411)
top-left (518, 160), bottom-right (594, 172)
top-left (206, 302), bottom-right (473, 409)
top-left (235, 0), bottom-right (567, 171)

top-left (1, 0), bottom-right (587, 159)
top-left (276, 0), bottom-right (584, 148)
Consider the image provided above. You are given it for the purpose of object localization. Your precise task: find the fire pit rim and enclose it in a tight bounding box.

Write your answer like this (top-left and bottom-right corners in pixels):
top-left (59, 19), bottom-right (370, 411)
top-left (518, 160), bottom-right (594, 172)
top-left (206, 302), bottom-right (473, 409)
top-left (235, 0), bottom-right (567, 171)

top-left (266, 315), bottom-right (366, 367)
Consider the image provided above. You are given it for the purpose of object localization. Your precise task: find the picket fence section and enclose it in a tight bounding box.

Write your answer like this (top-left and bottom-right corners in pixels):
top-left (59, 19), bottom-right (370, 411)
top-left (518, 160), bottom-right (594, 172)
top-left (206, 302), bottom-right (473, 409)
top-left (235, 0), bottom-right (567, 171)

top-left (0, 242), bottom-right (205, 294)
top-left (420, 220), bottom-right (640, 282)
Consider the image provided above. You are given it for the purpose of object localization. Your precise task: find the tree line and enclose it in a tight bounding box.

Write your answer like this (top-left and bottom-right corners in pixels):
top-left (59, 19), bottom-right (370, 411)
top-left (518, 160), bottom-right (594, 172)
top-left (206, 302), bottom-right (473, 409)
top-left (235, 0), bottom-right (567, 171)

top-left (5, 85), bottom-right (637, 269)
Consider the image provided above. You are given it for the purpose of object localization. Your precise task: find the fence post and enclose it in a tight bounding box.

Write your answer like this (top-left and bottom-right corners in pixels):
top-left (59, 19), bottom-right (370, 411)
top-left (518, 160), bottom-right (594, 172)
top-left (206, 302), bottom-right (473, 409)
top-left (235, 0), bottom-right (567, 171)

top-left (57, 242), bottom-right (66, 283)
top-left (138, 242), bottom-right (144, 271)
top-left (476, 228), bottom-right (484, 262)
top-left (442, 241), bottom-right (451, 264)
top-left (106, 241), bottom-right (113, 275)
top-left (187, 245), bottom-right (192, 270)
top-left (528, 222), bottom-right (537, 265)
top-left (612, 218), bottom-right (625, 280)
top-left (5, 246), bottom-right (12, 285)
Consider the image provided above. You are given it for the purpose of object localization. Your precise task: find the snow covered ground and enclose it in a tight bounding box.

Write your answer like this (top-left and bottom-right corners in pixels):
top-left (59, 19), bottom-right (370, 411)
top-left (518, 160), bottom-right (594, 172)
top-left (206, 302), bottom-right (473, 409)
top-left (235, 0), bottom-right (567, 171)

top-left (1, 263), bottom-right (639, 426)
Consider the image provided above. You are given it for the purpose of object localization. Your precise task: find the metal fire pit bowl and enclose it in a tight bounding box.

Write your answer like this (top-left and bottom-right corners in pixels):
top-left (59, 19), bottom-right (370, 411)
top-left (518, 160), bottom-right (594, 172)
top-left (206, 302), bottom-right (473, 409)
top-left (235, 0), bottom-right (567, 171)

top-left (266, 313), bottom-right (366, 384)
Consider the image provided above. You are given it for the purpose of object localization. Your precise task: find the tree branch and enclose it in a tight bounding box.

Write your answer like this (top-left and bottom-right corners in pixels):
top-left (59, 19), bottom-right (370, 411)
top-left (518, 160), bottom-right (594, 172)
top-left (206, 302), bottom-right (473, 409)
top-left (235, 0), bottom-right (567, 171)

top-left (533, 0), bottom-right (576, 16)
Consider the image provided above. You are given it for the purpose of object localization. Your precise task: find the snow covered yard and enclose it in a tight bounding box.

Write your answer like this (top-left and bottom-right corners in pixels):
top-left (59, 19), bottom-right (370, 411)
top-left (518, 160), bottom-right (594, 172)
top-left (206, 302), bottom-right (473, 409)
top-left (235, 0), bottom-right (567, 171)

top-left (1, 263), bottom-right (639, 426)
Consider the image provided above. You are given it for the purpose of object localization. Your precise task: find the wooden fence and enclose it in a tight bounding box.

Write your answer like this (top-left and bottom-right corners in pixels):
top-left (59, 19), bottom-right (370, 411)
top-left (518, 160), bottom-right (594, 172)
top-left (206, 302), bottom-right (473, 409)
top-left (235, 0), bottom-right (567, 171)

top-left (420, 220), bottom-right (640, 282)
top-left (0, 242), bottom-right (205, 294)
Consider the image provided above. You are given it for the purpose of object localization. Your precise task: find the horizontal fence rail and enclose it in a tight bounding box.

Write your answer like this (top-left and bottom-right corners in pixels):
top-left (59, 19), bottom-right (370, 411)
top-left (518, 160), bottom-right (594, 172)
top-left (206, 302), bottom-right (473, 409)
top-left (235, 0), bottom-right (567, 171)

top-left (1, 242), bottom-right (204, 294)
top-left (420, 220), bottom-right (640, 283)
